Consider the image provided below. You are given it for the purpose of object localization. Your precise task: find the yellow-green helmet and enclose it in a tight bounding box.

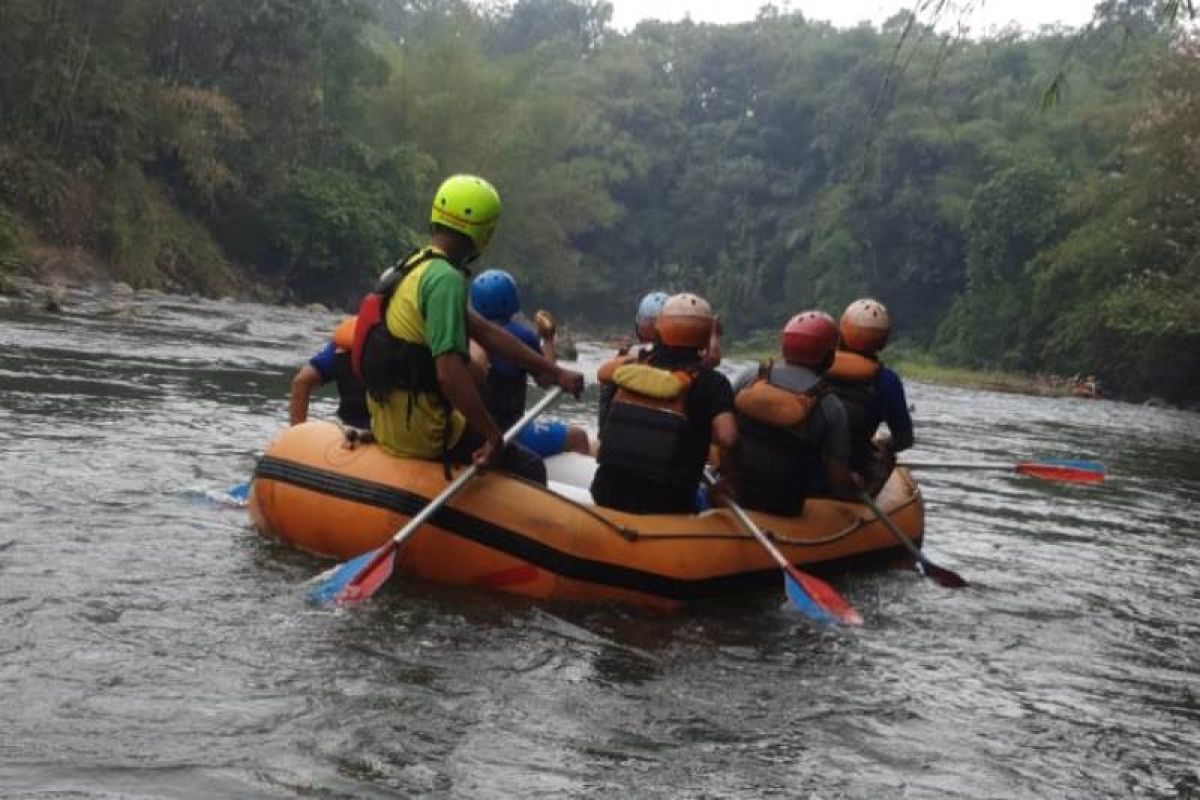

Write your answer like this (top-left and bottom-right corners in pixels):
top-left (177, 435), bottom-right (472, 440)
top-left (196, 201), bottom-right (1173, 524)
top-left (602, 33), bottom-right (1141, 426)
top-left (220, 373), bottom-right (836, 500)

top-left (429, 174), bottom-right (501, 253)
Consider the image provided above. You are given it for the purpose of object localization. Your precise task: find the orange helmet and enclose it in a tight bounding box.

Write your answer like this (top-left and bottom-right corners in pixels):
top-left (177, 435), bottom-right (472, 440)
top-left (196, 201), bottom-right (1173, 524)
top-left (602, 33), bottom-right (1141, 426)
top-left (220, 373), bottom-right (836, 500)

top-left (839, 298), bottom-right (890, 354)
top-left (656, 293), bottom-right (714, 349)
top-left (781, 311), bottom-right (839, 368)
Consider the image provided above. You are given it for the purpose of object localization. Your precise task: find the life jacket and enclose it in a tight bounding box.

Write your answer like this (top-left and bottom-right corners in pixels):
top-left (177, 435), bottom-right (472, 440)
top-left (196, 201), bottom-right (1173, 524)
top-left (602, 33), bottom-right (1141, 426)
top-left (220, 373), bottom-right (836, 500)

top-left (482, 320), bottom-right (539, 431)
top-left (824, 349), bottom-right (883, 471)
top-left (350, 247), bottom-right (450, 398)
top-left (350, 246), bottom-right (465, 476)
top-left (596, 357), bottom-right (698, 486)
top-left (596, 344), bottom-right (654, 427)
top-left (733, 360), bottom-right (827, 516)
top-left (331, 350), bottom-right (370, 429)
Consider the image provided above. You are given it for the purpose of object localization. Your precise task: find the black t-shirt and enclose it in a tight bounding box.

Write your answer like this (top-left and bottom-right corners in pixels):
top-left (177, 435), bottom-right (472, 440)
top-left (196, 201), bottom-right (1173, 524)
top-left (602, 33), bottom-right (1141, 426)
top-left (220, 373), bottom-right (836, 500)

top-left (592, 346), bottom-right (735, 514)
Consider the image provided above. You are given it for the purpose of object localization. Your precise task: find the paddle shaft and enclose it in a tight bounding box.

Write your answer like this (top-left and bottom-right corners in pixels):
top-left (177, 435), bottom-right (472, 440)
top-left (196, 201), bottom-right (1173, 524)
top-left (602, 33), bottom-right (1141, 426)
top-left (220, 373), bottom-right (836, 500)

top-left (858, 490), bottom-right (967, 588)
top-left (902, 461), bottom-right (1020, 471)
top-left (704, 470), bottom-right (862, 625)
top-left (858, 490), bottom-right (922, 561)
top-left (722, 495), bottom-right (794, 572)
top-left (381, 387), bottom-right (564, 549)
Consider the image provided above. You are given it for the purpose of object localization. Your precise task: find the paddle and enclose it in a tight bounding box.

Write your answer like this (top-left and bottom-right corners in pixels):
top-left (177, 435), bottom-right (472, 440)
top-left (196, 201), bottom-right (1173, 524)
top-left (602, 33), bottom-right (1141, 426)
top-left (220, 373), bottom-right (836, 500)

top-left (901, 458), bottom-right (1105, 485)
top-left (704, 470), bottom-right (863, 626)
top-left (309, 388), bottom-right (564, 607)
top-left (858, 490), bottom-right (967, 589)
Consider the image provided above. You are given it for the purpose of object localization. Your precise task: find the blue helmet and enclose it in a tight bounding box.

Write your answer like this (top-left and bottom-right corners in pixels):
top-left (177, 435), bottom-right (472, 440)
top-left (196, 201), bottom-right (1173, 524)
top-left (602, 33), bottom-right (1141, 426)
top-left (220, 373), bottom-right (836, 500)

top-left (635, 291), bottom-right (670, 327)
top-left (471, 269), bottom-right (520, 321)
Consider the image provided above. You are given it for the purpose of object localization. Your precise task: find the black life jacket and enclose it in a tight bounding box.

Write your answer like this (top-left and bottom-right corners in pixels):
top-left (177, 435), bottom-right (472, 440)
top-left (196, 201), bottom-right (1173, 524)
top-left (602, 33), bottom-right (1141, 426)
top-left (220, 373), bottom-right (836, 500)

top-left (350, 247), bottom-right (468, 477)
top-left (480, 320), bottom-right (537, 432)
top-left (351, 247), bottom-right (453, 402)
top-left (733, 360), bottom-right (826, 516)
top-left (596, 355), bottom-right (699, 488)
top-left (483, 371), bottom-right (526, 433)
top-left (824, 350), bottom-right (883, 472)
top-left (331, 349), bottom-right (370, 430)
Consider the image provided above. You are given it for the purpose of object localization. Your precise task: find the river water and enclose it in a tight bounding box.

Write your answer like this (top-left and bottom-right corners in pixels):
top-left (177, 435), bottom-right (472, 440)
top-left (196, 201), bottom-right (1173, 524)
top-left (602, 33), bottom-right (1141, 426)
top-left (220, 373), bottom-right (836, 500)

top-left (0, 286), bottom-right (1197, 799)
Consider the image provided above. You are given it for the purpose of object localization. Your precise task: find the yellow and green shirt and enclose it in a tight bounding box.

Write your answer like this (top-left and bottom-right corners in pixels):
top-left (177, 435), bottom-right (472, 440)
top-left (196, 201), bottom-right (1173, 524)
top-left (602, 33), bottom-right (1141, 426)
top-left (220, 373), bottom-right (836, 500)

top-left (366, 252), bottom-right (470, 458)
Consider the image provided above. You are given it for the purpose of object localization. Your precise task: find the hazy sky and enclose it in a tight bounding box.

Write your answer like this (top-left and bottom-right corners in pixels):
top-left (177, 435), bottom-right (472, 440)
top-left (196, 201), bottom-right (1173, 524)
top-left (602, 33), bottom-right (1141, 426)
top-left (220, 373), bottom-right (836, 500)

top-left (610, 0), bottom-right (1100, 33)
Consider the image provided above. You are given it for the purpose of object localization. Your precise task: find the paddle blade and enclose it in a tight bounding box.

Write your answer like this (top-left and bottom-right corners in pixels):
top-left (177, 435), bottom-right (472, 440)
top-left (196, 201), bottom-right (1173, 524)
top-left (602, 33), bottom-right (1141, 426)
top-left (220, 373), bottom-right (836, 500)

top-left (782, 572), bottom-right (838, 624)
top-left (309, 545), bottom-right (394, 606)
top-left (915, 558), bottom-right (969, 589)
top-left (791, 568), bottom-right (864, 625)
top-left (336, 546), bottom-right (397, 605)
top-left (1016, 460), bottom-right (1105, 484)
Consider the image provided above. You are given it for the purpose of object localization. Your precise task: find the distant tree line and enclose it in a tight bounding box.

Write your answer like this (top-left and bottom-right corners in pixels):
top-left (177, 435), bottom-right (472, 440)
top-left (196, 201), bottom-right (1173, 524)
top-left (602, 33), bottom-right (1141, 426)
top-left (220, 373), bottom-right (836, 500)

top-left (0, 0), bottom-right (1196, 403)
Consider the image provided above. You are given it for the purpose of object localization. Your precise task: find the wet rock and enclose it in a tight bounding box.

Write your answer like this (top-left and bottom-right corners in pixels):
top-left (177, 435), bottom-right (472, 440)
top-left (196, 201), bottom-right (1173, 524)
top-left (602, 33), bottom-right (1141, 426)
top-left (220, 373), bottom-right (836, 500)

top-left (43, 284), bottom-right (67, 312)
top-left (305, 302), bottom-right (329, 314)
top-left (111, 281), bottom-right (134, 298)
top-left (221, 319), bottom-right (251, 334)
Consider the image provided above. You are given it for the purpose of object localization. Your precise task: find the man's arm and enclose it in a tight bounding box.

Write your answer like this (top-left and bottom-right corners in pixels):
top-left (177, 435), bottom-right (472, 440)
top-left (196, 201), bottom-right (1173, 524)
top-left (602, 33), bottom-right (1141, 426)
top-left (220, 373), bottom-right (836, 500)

top-left (436, 354), bottom-right (503, 464)
top-left (289, 364), bottom-right (323, 425)
top-left (878, 368), bottom-right (914, 452)
top-left (711, 411), bottom-right (738, 458)
top-left (467, 309), bottom-right (582, 395)
top-left (467, 340), bottom-right (490, 385)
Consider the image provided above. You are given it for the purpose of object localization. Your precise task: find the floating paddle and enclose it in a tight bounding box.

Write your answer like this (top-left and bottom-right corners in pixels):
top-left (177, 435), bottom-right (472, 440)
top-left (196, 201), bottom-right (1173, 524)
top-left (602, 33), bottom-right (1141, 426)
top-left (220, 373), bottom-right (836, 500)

top-left (704, 471), bottom-right (862, 626)
top-left (309, 388), bottom-right (564, 607)
top-left (901, 458), bottom-right (1105, 485)
top-left (858, 490), bottom-right (967, 589)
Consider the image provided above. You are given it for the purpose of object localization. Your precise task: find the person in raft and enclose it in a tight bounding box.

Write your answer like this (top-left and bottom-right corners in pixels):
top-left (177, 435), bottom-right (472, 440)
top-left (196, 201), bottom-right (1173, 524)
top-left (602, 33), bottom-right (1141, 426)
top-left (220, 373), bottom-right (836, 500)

top-left (596, 290), bottom-right (668, 426)
top-left (352, 174), bottom-right (584, 484)
top-left (590, 293), bottom-right (738, 514)
top-left (730, 311), bottom-right (862, 515)
top-left (467, 268), bottom-right (590, 457)
top-left (823, 298), bottom-right (913, 495)
top-left (288, 316), bottom-right (370, 430)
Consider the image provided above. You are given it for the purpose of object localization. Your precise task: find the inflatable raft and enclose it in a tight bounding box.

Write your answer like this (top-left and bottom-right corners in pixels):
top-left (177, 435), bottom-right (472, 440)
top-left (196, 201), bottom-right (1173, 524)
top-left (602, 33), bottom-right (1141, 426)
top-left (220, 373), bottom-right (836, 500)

top-left (249, 421), bottom-right (925, 610)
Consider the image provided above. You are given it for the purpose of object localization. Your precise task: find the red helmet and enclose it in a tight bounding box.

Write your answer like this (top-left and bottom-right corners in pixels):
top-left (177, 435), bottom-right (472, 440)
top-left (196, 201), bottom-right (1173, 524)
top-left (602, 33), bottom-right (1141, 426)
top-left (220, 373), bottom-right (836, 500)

top-left (840, 298), bottom-right (890, 354)
top-left (781, 311), bottom-right (839, 368)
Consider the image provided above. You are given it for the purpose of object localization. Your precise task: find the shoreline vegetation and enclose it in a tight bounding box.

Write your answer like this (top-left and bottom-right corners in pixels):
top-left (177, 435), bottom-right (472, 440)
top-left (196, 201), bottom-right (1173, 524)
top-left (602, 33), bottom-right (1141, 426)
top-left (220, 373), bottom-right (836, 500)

top-left (1, 1), bottom-right (1197, 407)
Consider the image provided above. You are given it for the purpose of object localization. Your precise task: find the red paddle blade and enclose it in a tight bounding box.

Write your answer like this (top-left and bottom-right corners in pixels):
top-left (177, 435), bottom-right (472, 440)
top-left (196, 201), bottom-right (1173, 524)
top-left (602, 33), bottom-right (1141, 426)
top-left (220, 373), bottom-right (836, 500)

top-left (789, 567), bottom-right (864, 625)
top-left (336, 545), bottom-right (397, 606)
top-left (1015, 461), bottom-right (1105, 484)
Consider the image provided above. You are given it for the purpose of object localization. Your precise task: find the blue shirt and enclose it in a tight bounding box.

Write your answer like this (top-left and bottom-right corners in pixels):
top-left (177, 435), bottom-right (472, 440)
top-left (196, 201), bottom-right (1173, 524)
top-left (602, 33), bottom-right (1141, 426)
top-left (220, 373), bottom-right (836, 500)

top-left (308, 342), bottom-right (337, 383)
top-left (488, 320), bottom-right (542, 380)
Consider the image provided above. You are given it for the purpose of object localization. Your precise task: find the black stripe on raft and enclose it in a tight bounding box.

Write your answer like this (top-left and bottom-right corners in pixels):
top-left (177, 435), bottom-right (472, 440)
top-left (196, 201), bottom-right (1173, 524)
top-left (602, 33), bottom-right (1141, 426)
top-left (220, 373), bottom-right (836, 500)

top-left (254, 456), bottom-right (906, 602)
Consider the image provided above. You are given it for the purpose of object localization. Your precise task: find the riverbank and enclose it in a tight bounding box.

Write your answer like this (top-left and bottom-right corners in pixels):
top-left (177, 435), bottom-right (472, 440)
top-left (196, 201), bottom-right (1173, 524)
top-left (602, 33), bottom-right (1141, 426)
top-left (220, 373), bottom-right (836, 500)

top-left (885, 355), bottom-right (1100, 399)
top-left (0, 242), bottom-right (287, 306)
top-left (724, 337), bottom-right (1100, 400)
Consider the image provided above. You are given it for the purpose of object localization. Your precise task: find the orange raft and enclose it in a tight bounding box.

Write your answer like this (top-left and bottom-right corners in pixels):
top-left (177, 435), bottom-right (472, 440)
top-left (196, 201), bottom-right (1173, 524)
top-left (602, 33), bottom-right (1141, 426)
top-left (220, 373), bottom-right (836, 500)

top-left (249, 421), bottom-right (925, 610)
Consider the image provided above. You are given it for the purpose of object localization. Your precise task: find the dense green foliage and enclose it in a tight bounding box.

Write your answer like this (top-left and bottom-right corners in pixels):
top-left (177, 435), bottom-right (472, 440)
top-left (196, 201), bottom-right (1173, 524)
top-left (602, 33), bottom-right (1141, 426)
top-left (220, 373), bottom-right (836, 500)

top-left (0, 0), bottom-right (1197, 403)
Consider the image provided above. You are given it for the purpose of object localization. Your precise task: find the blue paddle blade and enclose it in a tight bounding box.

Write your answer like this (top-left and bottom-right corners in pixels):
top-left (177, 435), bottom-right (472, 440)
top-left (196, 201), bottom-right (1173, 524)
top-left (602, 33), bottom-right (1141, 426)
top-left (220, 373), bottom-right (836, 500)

top-left (783, 572), bottom-right (839, 625)
top-left (227, 482), bottom-right (250, 501)
top-left (309, 548), bottom-right (382, 606)
top-left (1038, 458), bottom-right (1104, 472)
